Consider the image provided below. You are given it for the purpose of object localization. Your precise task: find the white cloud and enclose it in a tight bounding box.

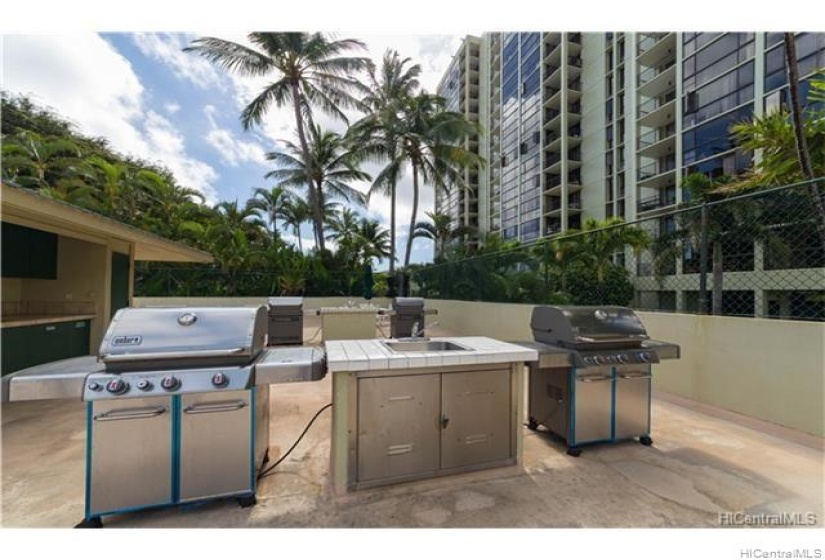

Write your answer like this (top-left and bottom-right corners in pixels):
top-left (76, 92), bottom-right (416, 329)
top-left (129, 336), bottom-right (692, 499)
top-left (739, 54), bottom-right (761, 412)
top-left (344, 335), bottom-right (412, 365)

top-left (203, 105), bottom-right (269, 167)
top-left (132, 32), bottom-right (225, 90)
top-left (164, 102), bottom-right (181, 114)
top-left (2, 34), bottom-right (220, 202)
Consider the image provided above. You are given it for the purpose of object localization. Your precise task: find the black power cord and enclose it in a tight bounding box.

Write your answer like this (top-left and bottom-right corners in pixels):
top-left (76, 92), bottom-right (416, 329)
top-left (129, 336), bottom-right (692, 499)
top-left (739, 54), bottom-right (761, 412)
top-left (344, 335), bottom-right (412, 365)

top-left (257, 402), bottom-right (332, 480)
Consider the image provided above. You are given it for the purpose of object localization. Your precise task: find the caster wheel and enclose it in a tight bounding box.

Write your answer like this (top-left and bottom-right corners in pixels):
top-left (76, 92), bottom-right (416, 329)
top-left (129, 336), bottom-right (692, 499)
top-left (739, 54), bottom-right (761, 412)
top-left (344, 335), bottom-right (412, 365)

top-left (527, 418), bottom-right (539, 431)
top-left (237, 495), bottom-right (257, 508)
top-left (566, 447), bottom-right (582, 457)
top-left (75, 517), bottom-right (103, 528)
top-left (639, 436), bottom-right (653, 446)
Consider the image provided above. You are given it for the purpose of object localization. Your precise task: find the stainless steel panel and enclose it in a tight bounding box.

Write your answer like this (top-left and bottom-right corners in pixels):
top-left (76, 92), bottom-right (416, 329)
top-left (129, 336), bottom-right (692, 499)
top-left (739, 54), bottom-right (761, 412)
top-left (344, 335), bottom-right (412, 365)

top-left (573, 370), bottom-right (613, 444)
top-left (254, 385), bottom-right (269, 471)
top-left (4, 355), bottom-right (101, 402)
top-left (642, 339), bottom-right (681, 360)
top-left (179, 389), bottom-right (253, 501)
top-left (356, 374), bottom-right (440, 483)
top-left (252, 347), bottom-right (326, 384)
top-left (441, 370), bottom-right (511, 470)
top-left (83, 366), bottom-right (253, 401)
top-left (89, 396), bottom-right (173, 515)
top-left (614, 368), bottom-right (651, 439)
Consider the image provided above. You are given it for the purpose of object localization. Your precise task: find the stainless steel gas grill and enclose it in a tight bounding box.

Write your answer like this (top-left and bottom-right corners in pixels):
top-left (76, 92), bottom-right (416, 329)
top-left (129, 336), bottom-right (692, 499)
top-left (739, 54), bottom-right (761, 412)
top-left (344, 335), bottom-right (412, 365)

top-left (1, 306), bottom-right (326, 528)
top-left (267, 297), bottom-right (304, 346)
top-left (519, 306), bottom-right (679, 456)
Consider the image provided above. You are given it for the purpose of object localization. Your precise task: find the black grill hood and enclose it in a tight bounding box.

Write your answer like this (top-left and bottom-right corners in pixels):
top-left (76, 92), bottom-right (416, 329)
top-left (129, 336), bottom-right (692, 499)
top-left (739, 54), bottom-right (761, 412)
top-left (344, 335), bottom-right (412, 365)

top-left (530, 305), bottom-right (649, 350)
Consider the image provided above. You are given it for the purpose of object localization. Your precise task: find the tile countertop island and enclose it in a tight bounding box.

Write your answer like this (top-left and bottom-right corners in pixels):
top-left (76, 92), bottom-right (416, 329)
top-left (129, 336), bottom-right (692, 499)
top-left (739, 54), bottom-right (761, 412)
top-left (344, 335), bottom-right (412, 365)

top-left (326, 337), bottom-right (538, 493)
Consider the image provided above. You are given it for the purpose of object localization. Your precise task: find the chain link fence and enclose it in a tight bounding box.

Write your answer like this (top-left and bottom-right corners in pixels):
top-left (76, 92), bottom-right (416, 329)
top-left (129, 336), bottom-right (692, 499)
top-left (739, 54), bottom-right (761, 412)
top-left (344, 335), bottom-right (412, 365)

top-left (135, 263), bottom-right (384, 299)
top-left (411, 180), bottom-right (825, 321)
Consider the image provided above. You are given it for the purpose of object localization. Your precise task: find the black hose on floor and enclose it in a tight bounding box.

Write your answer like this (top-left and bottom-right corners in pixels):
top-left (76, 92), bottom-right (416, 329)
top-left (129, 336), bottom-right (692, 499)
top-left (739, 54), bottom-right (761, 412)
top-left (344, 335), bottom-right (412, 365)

top-left (257, 402), bottom-right (332, 480)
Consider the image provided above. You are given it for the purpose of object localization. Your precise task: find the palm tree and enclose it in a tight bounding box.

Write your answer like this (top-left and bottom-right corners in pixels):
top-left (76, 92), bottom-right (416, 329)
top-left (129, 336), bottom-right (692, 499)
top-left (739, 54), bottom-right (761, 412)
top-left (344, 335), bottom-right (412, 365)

top-left (280, 197), bottom-right (311, 252)
top-left (412, 211), bottom-right (474, 255)
top-left (249, 185), bottom-right (291, 240)
top-left (572, 217), bottom-right (651, 283)
top-left (265, 125), bottom-right (369, 251)
top-left (1, 131), bottom-right (81, 189)
top-left (86, 155), bottom-right (137, 220)
top-left (368, 92), bottom-right (481, 269)
top-left (355, 218), bottom-right (391, 266)
top-left (184, 33), bottom-right (370, 248)
top-left (325, 207), bottom-right (361, 256)
top-left (349, 50), bottom-right (422, 283)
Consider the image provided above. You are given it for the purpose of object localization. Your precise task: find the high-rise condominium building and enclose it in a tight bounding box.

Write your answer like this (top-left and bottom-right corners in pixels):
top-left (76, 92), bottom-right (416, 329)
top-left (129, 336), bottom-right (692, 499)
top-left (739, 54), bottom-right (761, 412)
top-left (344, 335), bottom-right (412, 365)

top-left (437, 32), bottom-right (825, 241)
top-left (435, 32), bottom-right (825, 317)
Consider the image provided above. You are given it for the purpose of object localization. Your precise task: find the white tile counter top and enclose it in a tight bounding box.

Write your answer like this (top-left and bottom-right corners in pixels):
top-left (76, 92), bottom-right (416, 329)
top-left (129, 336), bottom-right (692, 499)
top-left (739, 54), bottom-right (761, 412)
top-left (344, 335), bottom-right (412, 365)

top-left (324, 337), bottom-right (538, 372)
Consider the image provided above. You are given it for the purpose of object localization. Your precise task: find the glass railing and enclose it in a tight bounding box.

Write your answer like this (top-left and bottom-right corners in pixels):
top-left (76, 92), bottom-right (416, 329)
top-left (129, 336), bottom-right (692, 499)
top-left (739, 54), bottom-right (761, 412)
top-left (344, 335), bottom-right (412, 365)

top-left (637, 57), bottom-right (676, 86)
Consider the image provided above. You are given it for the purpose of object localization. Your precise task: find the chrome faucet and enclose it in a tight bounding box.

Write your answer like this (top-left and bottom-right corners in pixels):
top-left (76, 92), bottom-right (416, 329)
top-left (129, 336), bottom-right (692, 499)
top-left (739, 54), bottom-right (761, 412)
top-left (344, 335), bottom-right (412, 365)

top-left (410, 321), bottom-right (439, 338)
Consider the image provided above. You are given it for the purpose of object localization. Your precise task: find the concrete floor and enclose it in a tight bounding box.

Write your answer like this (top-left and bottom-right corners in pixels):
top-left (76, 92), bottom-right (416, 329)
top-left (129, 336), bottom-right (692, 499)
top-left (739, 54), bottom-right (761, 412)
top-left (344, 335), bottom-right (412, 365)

top-left (1, 320), bottom-right (822, 529)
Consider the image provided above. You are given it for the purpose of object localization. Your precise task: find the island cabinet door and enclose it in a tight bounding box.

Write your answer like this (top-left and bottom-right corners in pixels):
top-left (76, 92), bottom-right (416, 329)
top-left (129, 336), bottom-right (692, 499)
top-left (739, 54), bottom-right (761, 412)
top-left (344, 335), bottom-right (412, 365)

top-left (440, 370), bottom-right (511, 470)
top-left (357, 374), bottom-right (440, 483)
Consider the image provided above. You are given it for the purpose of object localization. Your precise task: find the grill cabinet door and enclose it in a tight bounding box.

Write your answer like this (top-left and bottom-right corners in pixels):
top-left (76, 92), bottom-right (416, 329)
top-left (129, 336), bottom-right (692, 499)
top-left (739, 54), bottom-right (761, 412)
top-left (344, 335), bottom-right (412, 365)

top-left (179, 390), bottom-right (253, 501)
top-left (614, 367), bottom-right (651, 439)
top-left (573, 368), bottom-right (613, 445)
top-left (89, 396), bottom-right (173, 516)
top-left (441, 369), bottom-right (511, 470)
top-left (357, 374), bottom-right (440, 483)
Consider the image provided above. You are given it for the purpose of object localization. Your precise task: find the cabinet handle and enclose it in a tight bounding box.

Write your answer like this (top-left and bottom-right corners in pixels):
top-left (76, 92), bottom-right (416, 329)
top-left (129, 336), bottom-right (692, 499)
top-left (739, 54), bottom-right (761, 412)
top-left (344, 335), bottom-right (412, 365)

top-left (440, 415), bottom-right (450, 429)
top-left (183, 400), bottom-right (248, 414)
top-left (94, 406), bottom-right (168, 421)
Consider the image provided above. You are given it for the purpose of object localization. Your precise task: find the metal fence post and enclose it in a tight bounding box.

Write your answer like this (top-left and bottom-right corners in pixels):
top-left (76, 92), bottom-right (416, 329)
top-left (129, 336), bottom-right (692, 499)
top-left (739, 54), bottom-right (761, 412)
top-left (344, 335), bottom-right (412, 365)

top-left (699, 203), bottom-right (709, 315)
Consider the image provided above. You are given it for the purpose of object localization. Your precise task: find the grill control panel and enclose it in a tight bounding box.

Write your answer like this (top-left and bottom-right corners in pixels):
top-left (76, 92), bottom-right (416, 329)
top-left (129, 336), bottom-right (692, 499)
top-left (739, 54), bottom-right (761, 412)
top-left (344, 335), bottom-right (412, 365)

top-left (577, 350), bottom-right (658, 367)
top-left (83, 368), bottom-right (253, 401)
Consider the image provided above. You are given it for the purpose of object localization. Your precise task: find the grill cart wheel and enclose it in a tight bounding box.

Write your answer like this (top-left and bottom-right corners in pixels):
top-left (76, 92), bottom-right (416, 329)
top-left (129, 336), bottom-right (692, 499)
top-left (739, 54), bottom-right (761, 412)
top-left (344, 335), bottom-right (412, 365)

top-left (639, 436), bottom-right (653, 446)
top-left (527, 418), bottom-right (539, 431)
top-left (75, 516), bottom-right (103, 529)
top-left (237, 494), bottom-right (257, 508)
top-left (566, 447), bottom-right (582, 457)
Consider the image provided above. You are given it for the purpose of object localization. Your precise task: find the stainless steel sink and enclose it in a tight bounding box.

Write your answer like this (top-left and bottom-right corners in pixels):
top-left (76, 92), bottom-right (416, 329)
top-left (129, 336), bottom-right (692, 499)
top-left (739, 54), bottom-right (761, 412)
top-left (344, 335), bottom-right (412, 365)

top-left (383, 340), bottom-right (471, 353)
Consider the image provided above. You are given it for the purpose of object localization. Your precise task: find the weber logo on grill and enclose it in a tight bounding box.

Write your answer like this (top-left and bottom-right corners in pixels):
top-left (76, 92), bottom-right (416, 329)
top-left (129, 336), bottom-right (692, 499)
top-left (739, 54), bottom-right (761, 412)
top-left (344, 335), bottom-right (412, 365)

top-left (112, 335), bottom-right (142, 346)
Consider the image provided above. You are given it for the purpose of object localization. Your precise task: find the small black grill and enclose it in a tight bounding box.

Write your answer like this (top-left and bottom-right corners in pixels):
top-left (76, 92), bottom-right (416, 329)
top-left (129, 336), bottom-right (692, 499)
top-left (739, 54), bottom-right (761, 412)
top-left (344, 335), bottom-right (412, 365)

top-left (390, 297), bottom-right (425, 338)
top-left (267, 297), bottom-right (304, 346)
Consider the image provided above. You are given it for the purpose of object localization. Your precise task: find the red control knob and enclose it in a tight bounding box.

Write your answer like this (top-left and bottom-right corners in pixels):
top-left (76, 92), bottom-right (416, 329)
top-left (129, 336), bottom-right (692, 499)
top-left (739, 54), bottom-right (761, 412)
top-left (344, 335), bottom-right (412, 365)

top-left (160, 376), bottom-right (180, 391)
top-left (211, 373), bottom-right (229, 388)
top-left (106, 378), bottom-right (129, 395)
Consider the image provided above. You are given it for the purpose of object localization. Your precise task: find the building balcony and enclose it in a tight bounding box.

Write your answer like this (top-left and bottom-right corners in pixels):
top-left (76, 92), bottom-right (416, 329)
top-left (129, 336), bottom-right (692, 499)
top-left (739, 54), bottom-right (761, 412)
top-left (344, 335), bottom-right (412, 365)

top-left (638, 97), bottom-right (676, 129)
top-left (636, 32), bottom-right (675, 66)
top-left (637, 129), bottom-right (676, 159)
top-left (637, 164), bottom-right (677, 190)
top-left (544, 64), bottom-right (562, 88)
top-left (544, 86), bottom-right (562, 108)
top-left (637, 63), bottom-right (676, 100)
top-left (637, 190), bottom-right (678, 214)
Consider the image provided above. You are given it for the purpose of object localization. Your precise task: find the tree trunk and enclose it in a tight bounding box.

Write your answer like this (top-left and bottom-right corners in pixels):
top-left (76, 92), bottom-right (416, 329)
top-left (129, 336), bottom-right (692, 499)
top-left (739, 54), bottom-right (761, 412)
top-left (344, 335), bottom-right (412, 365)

top-left (295, 226), bottom-right (303, 253)
top-left (390, 182), bottom-right (396, 276)
top-left (290, 81), bottom-right (325, 252)
top-left (784, 32), bottom-right (825, 252)
top-left (404, 163), bottom-right (419, 269)
top-left (712, 240), bottom-right (723, 316)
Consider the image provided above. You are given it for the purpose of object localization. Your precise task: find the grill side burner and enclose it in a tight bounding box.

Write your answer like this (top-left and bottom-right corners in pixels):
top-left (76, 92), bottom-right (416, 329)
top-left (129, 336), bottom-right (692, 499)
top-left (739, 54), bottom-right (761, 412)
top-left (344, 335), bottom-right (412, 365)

top-left (521, 305), bottom-right (680, 457)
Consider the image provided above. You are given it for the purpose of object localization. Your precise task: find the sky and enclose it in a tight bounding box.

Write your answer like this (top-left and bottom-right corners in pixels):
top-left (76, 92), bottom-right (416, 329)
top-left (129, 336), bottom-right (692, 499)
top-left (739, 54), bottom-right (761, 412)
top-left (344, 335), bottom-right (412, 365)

top-left (1, 32), bottom-right (470, 267)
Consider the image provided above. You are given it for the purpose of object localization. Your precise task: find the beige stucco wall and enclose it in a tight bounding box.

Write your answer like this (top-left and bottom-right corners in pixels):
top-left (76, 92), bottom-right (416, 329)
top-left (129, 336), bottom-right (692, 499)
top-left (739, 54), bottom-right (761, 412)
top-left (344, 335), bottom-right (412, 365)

top-left (21, 236), bottom-right (109, 345)
top-left (426, 300), bottom-right (824, 437)
top-left (2, 278), bottom-right (23, 301)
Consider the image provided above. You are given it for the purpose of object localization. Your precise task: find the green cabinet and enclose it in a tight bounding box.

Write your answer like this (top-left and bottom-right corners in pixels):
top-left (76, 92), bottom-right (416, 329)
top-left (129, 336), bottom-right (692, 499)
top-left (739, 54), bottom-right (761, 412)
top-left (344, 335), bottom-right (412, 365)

top-left (1, 221), bottom-right (58, 280)
top-left (1, 320), bottom-right (90, 376)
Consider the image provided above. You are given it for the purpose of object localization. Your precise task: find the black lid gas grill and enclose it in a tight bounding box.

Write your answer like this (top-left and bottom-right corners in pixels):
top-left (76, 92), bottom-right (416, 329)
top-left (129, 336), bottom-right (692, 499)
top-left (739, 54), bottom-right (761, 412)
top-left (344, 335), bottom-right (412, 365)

top-left (2, 306), bottom-right (326, 528)
top-left (517, 305), bottom-right (679, 457)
